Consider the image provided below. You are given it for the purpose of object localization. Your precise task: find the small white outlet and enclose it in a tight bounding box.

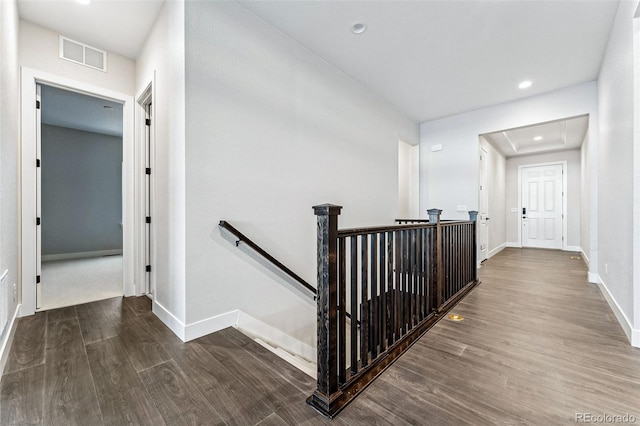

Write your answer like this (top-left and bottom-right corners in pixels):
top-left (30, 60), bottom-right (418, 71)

top-left (604, 263), bottom-right (609, 275)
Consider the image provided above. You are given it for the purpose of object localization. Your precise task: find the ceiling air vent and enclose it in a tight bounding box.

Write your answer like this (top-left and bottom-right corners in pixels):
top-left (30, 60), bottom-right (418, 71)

top-left (59, 36), bottom-right (107, 72)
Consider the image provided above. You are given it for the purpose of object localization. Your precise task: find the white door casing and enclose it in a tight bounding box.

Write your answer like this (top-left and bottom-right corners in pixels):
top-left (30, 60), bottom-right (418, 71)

top-left (35, 84), bottom-right (42, 309)
top-left (478, 146), bottom-right (489, 263)
top-left (20, 67), bottom-right (136, 316)
top-left (521, 163), bottom-right (564, 249)
top-left (135, 77), bottom-right (156, 299)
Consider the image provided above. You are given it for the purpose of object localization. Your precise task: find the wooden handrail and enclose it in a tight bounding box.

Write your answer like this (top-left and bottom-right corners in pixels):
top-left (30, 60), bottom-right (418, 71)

top-left (219, 220), bottom-right (359, 325)
top-left (218, 221), bottom-right (317, 297)
top-left (308, 206), bottom-right (480, 418)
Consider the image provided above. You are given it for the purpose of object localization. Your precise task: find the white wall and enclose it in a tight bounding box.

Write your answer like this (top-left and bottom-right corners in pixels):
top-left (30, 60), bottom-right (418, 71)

top-left (135, 0), bottom-right (186, 329)
top-left (479, 137), bottom-right (506, 256)
top-left (0, 0), bottom-right (20, 373)
top-left (420, 82), bottom-right (598, 273)
top-left (598, 0), bottom-right (639, 345)
top-left (580, 133), bottom-right (591, 264)
top-left (183, 1), bottom-right (418, 351)
top-left (398, 141), bottom-right (420, 218)
top-left (19, 20), bottom-right (135, 95)
top-left (505, 149), bottom-right (581, 248)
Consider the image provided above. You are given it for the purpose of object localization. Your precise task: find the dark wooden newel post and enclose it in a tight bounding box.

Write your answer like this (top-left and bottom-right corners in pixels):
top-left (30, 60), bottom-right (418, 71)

top-left (427, 209), bottom-right (443, 313)
top-left (308, 204), bottom-right (343, 418)
top-left (468, 211), bottom-right (478, 281)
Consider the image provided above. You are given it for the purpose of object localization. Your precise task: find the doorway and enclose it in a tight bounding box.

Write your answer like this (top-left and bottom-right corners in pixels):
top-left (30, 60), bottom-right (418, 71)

top-left (520, 162), bottom-right (566, 249)
top-left (21, 67), bottom-right (140, 317)
top-left (36, 84), bottom-right (124, 310)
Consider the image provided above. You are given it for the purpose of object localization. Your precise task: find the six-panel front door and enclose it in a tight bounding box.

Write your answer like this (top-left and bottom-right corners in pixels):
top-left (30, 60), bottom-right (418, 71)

top-left (521, 164), bottom-right (563, 249)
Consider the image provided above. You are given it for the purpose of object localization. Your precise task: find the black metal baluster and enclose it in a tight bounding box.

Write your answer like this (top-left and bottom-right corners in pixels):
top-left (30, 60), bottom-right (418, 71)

top-left (370, 233), bottom-right (378, 359)
top-left (338, 237), bottom-right (346, 386)
top-left (360, 234), bottom-right (369, 368)
top-left (379, 232), bottom-right (386, 352)
top-left (387, 231), bottom-right (394, 346)
top-left (350, 236), bottom-right (358, 376)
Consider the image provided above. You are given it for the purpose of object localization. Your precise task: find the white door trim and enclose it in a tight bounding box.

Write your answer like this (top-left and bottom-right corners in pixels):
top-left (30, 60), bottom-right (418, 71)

top-left (517, 160), bottom-right (568, 250)
top-left (20, 67), bottom-right (136, 316)
top-left (134, 76), bottom-right (156, 297)
top-left (478, 145), bottom-right (489, 263)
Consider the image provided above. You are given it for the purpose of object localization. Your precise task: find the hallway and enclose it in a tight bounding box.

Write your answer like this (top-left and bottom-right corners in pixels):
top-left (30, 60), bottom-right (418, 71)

top-left (1, 248), bottom-right (639, 425)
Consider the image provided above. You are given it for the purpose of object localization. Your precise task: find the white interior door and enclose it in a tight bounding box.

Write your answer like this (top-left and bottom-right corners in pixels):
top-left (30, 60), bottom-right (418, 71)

top-left (35, 84), bottom-right (42, 309)
top-left (521, 164), bottom-right (563, 249)
top-left (478, 146), bottom-right (489, 262)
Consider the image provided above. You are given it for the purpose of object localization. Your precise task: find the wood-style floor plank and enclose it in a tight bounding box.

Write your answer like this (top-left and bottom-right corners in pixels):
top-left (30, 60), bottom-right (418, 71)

top-left (197, 331), bottom-right (331, 425)
top-left (117, 320), bottom-right (171, 373)
top-left (343, 248), bottom-right (640, 424)
top-left (75, 299), bottom-right (123, 345)
top-left (3, 249), bottom-right (640, 425)
top-left (85, 338), bottom-right (165, 426)
top-left (46, 306), bottom-right (77, 324)
top-left (164, 340), bottom-right (273, 425)
top-left (0, 364), bottom-right (44, 425)
top-left (4, 313), bottom-right (46, 374)
top-left (138, 360), bottom-right (226, 426)
top-left (43, 317), bottom-right (102, 426)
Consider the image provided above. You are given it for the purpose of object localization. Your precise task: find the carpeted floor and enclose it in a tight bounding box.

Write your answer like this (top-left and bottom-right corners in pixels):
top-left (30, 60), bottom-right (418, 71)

top-left (40, 255), bottom-right (123, 310)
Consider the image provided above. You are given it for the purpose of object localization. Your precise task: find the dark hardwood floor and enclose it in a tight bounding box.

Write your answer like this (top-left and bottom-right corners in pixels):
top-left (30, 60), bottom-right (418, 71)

top-left (2, 248), bottom-right (640, 425)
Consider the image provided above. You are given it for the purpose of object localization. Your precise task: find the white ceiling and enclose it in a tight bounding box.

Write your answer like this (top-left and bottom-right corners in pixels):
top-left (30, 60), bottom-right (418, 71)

top-left (18, 0), bottom-right (165, 59)
top-left (239, 0), bottom-right (619, 122)
top-left (481, 115), bottom-right (589, 158)
top-left (18, 0), bottom-right (618, 147)
top-left (41, 84), bottom-right (123, 137)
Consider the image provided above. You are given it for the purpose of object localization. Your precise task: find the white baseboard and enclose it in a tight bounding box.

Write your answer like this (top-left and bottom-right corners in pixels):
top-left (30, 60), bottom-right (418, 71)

top-left (564, 245), bottom-right (581, 252)
top-left (505, 242), bottom-right (521, 248)
top-left (184, 310), bottom-right (239, 342)
top-left (0, 304), bottom-right (21, 376)
top-left (588, 272), bottom-right (600, 284)
top-left (488, 243), bottom-right (506, 258)
top-left (153, 301), bottom-right (241, 343)
top-left (236, 311), bottom-right (315, 363)
top-left (596, 276), bottom-right (639, 348)
top-left (152, 300), bottom-right (187, 341)
top-left (580, 248), bottom-right (590, 267)
top-left (42, 249), bottom-right (123, 262)
top-left (151, 302), bottom-right (316, 371)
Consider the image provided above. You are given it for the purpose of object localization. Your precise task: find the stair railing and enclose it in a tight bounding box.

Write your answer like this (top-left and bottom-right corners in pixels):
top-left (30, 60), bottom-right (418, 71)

top-left (307, 205), bottom-right (479, 418)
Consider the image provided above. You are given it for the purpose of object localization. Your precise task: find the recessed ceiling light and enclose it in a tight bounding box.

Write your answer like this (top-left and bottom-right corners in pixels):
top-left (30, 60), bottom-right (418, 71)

top-left (518, 80), bottom-right (532, 89)
top-left (534, 136), bottom-right (543, 141)
top-left (75, 0), bottom-right (91, 4)
top-left (351, 23), bottom-right (367, 34)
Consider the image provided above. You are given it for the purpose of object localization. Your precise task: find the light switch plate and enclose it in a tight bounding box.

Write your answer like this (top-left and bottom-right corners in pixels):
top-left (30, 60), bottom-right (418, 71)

top-left (511, 207), bottom-right (518, 213)
top-left (456, 204), bottom-right (467, 212)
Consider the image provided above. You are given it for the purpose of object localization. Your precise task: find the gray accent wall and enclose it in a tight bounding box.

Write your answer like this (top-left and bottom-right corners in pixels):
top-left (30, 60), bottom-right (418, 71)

top-left (41, 124), bottom-right (123, 256)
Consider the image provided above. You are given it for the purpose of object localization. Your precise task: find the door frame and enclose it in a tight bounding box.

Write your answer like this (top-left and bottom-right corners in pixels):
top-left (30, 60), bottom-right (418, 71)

top-left (478, 145), bottom-right (489, 264)
top-left (517, 160), bottom-right (568, 250)
top-left (20, 67), bottom-right (136, 316)
top-left (135, 77), bottom-right (156, 298)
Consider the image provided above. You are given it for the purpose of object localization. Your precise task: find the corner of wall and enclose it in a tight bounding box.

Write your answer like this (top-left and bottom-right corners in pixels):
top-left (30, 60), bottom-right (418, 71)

top-left (0, 304), bottom-right (21, 375)
top-left (596, 275), bottom-right (638, 347)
